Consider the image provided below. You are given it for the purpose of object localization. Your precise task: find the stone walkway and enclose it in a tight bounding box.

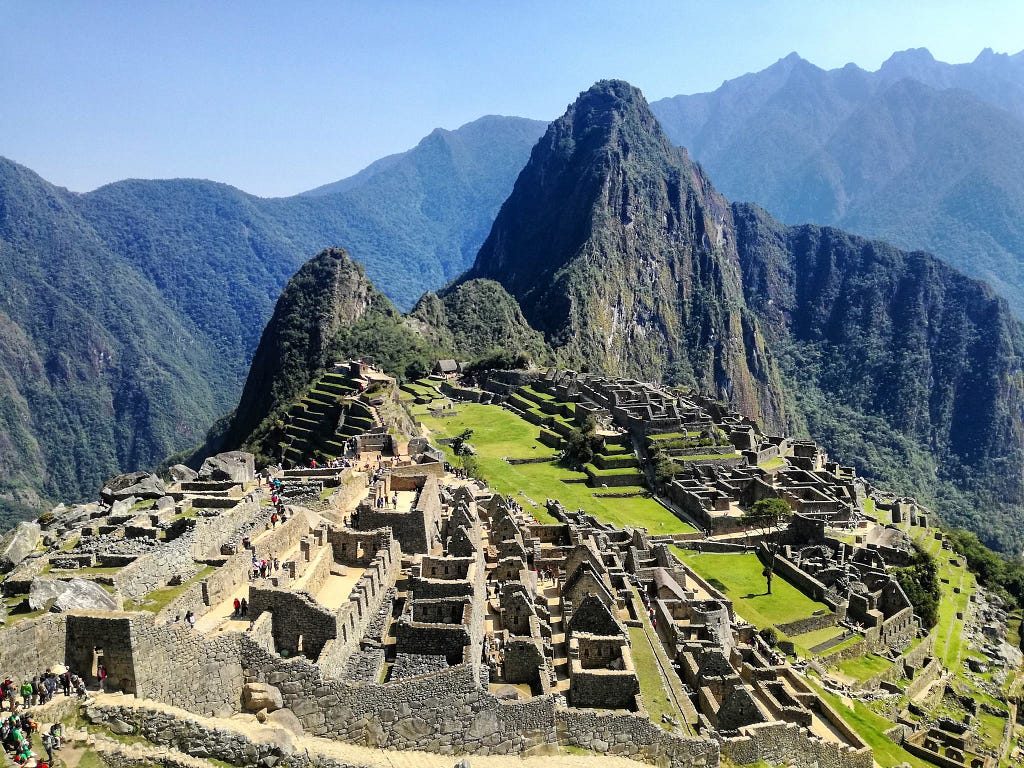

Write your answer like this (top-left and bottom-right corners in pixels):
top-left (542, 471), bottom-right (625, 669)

top-left (86, 692), bottom-right (654, 768)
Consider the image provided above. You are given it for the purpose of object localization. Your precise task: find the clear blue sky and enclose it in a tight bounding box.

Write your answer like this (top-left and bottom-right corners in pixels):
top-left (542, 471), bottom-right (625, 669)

top-left (2, 0), bottom-right (1021, 197)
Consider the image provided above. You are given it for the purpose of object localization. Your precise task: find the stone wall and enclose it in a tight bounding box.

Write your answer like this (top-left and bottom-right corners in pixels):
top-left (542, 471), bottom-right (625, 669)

top-left (905, 656), bottom-right (943, 700)
top-left (0, 613), bottom-right (67, 677)
top-left (131, 619), bottom-right (245, 717)
top-left (557, 709), bottom-right (717, 766)
top-left (248, 585), bottom-right (337, 660)
top-left (722, 721), bottom-right (872, 768)
top-left (117, 499), bottom-right (262, 602)
top-left (316, 539), bottom-right (402, 678)
top-left (776, 612), bottom-right (836, 636)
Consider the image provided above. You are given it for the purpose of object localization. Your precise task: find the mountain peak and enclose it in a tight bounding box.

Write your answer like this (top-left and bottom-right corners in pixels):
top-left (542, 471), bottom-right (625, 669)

top-left (879, 47), bottom-right (938, 78)
top-left (464, 81), bottom-right (785, 426)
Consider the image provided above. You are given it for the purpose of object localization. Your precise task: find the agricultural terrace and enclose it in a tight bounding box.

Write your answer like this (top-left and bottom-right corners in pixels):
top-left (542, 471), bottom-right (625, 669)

top-left (420, 402), bottom-right (697, 533)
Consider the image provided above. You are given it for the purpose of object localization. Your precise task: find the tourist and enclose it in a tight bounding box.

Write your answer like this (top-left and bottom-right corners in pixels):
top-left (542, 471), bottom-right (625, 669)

top-left (60, 672), bottom-right (70, 698)
top-left (49, 723), bottom-right (62, 749)
top-left (273, 557), bottom-right (280, 572)
top-left (18, 682), bottom-right (30, 709)
top-left (233, 597), bottom-right (241, 617)
top-left (185, 610), bottom-right (196, 629)
top-left (240, 598), bottom-right (248, 617)
top-left (270, 511), bottom-right (279, 528)
top-left (40, 732), bottom-right (54, 765)
top-left (97, 664), bottom-right (107, 692)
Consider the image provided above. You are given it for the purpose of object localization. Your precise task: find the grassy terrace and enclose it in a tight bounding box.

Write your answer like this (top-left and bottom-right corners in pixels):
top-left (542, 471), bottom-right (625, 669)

top-left (628, 625), bottom-right (675, 729)
top-left (837, 653), bottom-right (893, 682)
top-left (672, 549), bottom-right (829, 629)
top-left (421, 403), bottom-right (697, 533)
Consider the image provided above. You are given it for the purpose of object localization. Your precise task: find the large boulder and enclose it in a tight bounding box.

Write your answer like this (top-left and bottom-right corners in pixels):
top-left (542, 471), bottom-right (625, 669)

top-left (242, 682), bottom-right (283, 712)
top-left (0, 522), bottom-right (41, 572)
top-left (266, 708), bottom-right (303, 735)
top-left (169, 464), bottom-right (198, 483)
top-left (199, 451), bottom-right (256, 483)
top-left (29, 577), bottom-right (119, 612)
top-left (101, 472), bottom-right (167, 502)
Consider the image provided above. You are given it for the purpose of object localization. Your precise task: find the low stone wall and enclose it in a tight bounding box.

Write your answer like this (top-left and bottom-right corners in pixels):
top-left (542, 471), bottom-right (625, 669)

top-left (557, 709), bottom-right (716, 765)
top-left (722, 721), bottom-right (872, 768)
top-left (905, 656), bottom-right (943, 700)
top-left (776, 612), bottom-right (836, 636)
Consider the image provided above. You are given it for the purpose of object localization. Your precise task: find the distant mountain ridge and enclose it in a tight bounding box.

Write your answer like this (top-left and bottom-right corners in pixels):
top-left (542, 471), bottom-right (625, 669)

top-left (0, 114), bottom-right (546, 525)
top-left (649, 46), bottom-right (1024, 315)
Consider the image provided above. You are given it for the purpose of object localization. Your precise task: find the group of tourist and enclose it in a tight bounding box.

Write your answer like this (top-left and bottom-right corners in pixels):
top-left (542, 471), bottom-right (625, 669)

top-left (232, 597), bottom-right (250, 618)
top-left (251, 555), bottom-right (280, 580)
top-left (1, 671), bottom-right (86, 709)
top-left (2, 711), bottom-right (62, 766)
top-left (0, 665), bottom-right (94, 767)
top-left (373, 492), bottom-right (399, 509)
top-left (483, 632), bottom-right (505, 672)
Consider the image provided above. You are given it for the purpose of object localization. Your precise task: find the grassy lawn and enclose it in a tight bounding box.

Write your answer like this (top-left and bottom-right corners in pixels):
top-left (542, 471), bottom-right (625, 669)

top-left (672, 549), bottom-right (829, 628)
top-left (837, 653), bottom-right (893, 681)
top-left (422, 404), bottom-right (696, 533)
top-left (758, 457), bottom-right (786, 470)
top-left (628, 625), bottom-right (675, 729)
top-left (790, 625), bottom-right (845, 649)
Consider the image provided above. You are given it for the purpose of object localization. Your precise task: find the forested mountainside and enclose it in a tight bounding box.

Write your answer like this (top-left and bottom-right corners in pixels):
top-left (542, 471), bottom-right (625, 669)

top-left (649, 47), bottom-right (1024, 315)
top-left (0, 115), bottom-right (545, 525)
top-left (459, 80), bottom-right (1024, 553)
top-left (0, 159), bottom-right (226, 528)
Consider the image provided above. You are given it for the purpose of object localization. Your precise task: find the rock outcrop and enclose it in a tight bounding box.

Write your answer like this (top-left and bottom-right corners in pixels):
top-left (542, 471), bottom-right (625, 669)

top-left (101, 472), bottom-right (167, 503)
top-left (241, 682), bottom-right (284, 713)
top-left (460, 80), bottom-right (788, 430)
top-left (198, 452), bottom-right (255, 484)
top-left (0, 521), bottom-right (41, 572)
top-left (169, 464), bottom-right (199, 483)
top-left (29, 577), bottom-right (119, 612)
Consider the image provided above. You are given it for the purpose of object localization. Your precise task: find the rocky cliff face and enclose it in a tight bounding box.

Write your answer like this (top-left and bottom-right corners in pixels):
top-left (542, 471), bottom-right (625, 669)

top-left (463, 80), bottom-right (788, 430)
top-left (460, 79), bottom-right (1024, 551)
top-left (734, 203), bottom-right (1024, 548)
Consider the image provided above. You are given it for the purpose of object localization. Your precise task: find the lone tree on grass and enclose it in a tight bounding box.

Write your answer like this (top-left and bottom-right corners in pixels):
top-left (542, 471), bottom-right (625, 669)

top-left (742, 497), bottom-right (793, 595)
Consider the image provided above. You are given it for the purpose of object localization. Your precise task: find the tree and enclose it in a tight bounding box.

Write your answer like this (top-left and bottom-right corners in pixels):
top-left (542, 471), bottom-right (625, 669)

top-left (459, 454), bottom-right (482, 481)
top-left (894, 543), bottom-right (940, 629)
top-left (450, 429), bottom-right (474, 455)
top-left (561, 414), bottom-right (600, 470)
top-left (742, 497), bottom-right (793, 595)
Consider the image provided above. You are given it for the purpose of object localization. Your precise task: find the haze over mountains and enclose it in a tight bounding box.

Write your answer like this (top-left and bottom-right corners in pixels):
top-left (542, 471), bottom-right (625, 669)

top-left (4, 47), bottom-right (1024, 553)
top-left (649, 47), bottom-right (1024, 312)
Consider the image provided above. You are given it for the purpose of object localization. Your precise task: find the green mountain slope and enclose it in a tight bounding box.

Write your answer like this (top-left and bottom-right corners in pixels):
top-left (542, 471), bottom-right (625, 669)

top-left (462, 80), bottom-right (788, 430)
top-left (0, 115), bottom-right (545, 523)
top-left (0, 159), bottom-right (225, 529)
top-left (734, 204), bottom-right (1024, 550)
